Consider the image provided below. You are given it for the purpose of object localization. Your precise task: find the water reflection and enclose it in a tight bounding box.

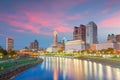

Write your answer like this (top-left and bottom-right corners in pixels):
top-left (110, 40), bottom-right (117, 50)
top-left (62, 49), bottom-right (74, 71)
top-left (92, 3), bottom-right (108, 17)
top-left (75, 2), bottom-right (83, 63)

top-left (13, 57), bottom-right (120, 80)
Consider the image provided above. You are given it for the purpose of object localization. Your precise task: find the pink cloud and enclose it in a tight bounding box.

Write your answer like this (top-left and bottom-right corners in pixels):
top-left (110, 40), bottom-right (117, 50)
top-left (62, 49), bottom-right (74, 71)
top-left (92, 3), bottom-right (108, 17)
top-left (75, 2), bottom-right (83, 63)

top-left (98, 11), bottom-right (120, 28)
top-left (23, 10), bottom-right (74, 31)
top-left (53, 26), bottom-right (72, 33)
top-left (11, 28), bottom-right (52, 36)
top-left (24, 10), bottom-right (67, 27)
top-left (0, 7), bottom-right (76, 36)
top-left (39, 31), bottom-right (52, 36)
top-left (0, 12), bottom-right (41, 34)
top-left (6, 20), bottom-right (40, 34)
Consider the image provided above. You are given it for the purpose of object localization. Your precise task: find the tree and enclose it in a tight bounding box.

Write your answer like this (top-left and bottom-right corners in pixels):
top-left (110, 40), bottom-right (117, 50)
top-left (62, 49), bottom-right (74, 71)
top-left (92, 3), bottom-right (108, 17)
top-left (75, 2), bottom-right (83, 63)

top-left (0, 46), bottom-right (8, 55)
top-left (81, 50), bottom-right (88, 55)
top-left (0, 46), bottom-right (4, 53)
top-left (107, 48), bottom-right (114, 54)
top-left (0, 53), bottom-right (4, 58)
top-left (8, 50), bottom-right (17, 58)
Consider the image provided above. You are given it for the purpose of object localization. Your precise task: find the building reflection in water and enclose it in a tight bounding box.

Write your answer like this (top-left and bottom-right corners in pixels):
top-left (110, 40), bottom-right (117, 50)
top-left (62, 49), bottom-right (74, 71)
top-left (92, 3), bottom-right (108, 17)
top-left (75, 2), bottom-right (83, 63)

top-left (40, 56), bottom-right (120, 80)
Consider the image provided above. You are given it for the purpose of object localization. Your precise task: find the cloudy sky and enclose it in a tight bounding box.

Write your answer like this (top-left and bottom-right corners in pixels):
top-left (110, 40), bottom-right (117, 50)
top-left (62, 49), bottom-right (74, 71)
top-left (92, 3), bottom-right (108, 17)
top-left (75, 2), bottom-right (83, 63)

top-left (0, 0), bottom-right (120, 49)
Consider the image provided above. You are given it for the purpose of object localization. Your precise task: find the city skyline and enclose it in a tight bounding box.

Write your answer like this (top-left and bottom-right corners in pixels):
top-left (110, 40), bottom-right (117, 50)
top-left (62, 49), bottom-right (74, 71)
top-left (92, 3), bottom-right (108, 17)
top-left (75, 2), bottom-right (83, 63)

top-left (0, 0), bottom-right (120, 49)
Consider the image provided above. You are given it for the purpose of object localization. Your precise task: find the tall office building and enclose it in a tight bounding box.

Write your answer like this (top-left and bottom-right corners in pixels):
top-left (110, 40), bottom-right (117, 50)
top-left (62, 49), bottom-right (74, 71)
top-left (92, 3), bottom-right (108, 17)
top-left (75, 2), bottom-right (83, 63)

top-left (73, 26), bottom-right (79, 40)
top-left (29, 40), bottom-right (39, 51)
top-left (86, 21), bottom-right (98, 48)
top-left (73, 24), bottom-right (86, 42)
top-left (34, 40), bottom-right (39, 51)
top-left (29, 42), bottom-right (34, 49)
top-left (6, 37), bottom-right (14, 51)
top-left (53, 31), bottom-right (58, 46)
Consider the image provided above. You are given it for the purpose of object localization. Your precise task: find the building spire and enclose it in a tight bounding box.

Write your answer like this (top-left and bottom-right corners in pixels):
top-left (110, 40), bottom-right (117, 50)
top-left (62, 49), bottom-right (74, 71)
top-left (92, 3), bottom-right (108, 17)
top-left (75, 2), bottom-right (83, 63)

top-left (53, 31), bottom-right (58, 46)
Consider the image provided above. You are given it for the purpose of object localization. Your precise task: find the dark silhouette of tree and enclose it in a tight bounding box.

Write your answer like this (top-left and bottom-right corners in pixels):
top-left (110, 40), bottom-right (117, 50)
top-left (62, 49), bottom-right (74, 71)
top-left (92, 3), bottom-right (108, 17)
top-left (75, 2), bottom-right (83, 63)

top-left (0, 46), bottom-right (8, 55)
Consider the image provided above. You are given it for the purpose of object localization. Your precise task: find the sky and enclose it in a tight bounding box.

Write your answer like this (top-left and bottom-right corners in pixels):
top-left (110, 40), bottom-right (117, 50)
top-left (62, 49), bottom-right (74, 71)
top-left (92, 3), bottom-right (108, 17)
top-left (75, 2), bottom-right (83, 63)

top-left (0, 0), bottom-right (120, 50)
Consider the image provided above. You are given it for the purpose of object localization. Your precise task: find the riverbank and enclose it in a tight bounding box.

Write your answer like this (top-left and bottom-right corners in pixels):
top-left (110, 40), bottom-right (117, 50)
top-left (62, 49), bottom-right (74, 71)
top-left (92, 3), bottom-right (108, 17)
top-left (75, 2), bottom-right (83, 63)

top-left (41, 53), bottom-right (120, 68)
top-left (0, 58), bottom-right (43, 80)
top-left (78, 56), bottom-right (120, 68)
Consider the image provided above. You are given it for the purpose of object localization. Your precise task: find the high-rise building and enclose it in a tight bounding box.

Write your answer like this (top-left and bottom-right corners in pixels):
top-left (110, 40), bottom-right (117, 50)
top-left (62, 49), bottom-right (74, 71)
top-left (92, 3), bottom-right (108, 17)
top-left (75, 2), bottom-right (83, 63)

top-left (53, 31), bottom-right (58, 46)
top-left (80, 25), bottom-right (86, 43)
top-left (6, 37), bottom-right (14, 51)
top-left (29, 40), bottom-right (39, 51)
top-left (34, 40), bottom-right (39, 51)
top-left (73, 26), bottom-right (79, 40)
top-left (29, 42), bottom-right (34, 49)
top-left (73, 24), bottom-right (86, 42)
top-left (86, 21), bottom-right (98, 48)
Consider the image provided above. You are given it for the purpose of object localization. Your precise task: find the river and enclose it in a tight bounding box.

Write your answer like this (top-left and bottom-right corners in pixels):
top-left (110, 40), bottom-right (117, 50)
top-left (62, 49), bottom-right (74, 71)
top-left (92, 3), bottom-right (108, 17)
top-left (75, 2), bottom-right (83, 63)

top-left (12, 56), bottom-right (120, 80)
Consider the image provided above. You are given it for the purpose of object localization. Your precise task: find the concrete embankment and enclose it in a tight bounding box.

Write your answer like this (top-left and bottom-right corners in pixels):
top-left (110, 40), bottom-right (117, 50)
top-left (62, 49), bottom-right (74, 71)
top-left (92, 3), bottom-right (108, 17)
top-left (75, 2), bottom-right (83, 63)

top-left (79, 57), bottom-right (120, 68)
top-left (0, 58), bottom-right (43, 80)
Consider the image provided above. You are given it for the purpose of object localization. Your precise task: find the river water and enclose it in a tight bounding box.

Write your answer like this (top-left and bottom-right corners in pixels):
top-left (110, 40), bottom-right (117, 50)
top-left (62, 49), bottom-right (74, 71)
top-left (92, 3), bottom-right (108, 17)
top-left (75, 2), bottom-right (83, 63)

top-left (12, 57), bottom-right (120, 80)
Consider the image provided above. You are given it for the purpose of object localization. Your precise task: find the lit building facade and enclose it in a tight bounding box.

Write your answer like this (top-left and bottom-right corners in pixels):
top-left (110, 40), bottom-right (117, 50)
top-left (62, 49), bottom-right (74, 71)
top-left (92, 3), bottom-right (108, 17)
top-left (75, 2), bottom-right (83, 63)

top-left (90, 44), bottom-right (96, 50)
top-left (65, 40), bottom-right (85, 53)
top-left (96, 42), bottom-right (120, 50)
top-left (57, 42), bottom-right (65, 52)
top-left (86, 21), bottom-right (98, 49)
top-left (46, 46), bottom-right (53, 52)
top-left (6, 37), bottom-right (14, 51)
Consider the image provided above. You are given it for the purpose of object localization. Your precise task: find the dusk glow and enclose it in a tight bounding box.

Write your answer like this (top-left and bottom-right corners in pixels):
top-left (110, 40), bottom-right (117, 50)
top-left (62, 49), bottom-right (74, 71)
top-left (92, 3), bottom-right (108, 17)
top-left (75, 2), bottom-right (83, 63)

top-left (0, 0), bottom-right (120, 49)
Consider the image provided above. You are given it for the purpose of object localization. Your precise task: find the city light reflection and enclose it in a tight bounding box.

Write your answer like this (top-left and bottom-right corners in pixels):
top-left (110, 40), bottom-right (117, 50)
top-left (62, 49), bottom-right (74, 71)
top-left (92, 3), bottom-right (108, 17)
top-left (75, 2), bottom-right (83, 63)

top-left (41, 57), bottom-right (120, 80)
top-left (13, 57), bottom-right (120, 80)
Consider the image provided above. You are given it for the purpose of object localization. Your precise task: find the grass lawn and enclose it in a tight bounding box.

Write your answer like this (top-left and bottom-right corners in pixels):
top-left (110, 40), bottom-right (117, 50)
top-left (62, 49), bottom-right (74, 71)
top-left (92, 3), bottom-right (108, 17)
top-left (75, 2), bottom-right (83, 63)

top-left (41, 53), bottom-right (120, 61)
top-left (41, 53), bottom-right (74, 56)
top-left (109, 57), bottom-right (120, 60)
top-left (0, 58), bottom-right (37, 70)
top-left (82, 56), bottom-right (120, 61)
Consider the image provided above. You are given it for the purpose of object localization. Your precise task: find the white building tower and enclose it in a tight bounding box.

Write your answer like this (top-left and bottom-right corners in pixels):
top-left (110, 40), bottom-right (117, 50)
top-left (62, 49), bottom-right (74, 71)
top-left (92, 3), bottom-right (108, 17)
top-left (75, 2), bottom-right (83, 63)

top-left (53, 31), bottom-right (58, 46)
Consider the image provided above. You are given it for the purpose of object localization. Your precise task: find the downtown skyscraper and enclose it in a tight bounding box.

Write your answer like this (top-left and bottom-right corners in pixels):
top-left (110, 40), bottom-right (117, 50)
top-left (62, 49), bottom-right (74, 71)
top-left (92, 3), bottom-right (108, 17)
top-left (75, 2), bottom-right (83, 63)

top-left (73, 24), bottom-right (86, 43)
top-left (52, 31), bottom-right (58, 47)
top-left (29, 40), bottom-right (39, 51)
top-left (86, 21), bottom-right (98, 48)
top-left (6, 37), bottom-right (14, 51)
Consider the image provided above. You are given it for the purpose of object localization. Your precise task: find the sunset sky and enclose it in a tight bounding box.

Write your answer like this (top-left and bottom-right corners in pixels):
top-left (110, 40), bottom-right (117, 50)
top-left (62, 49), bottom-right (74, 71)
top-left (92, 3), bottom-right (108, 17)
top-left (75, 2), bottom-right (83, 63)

top-left (0, 0), bottom-right (120, 49)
